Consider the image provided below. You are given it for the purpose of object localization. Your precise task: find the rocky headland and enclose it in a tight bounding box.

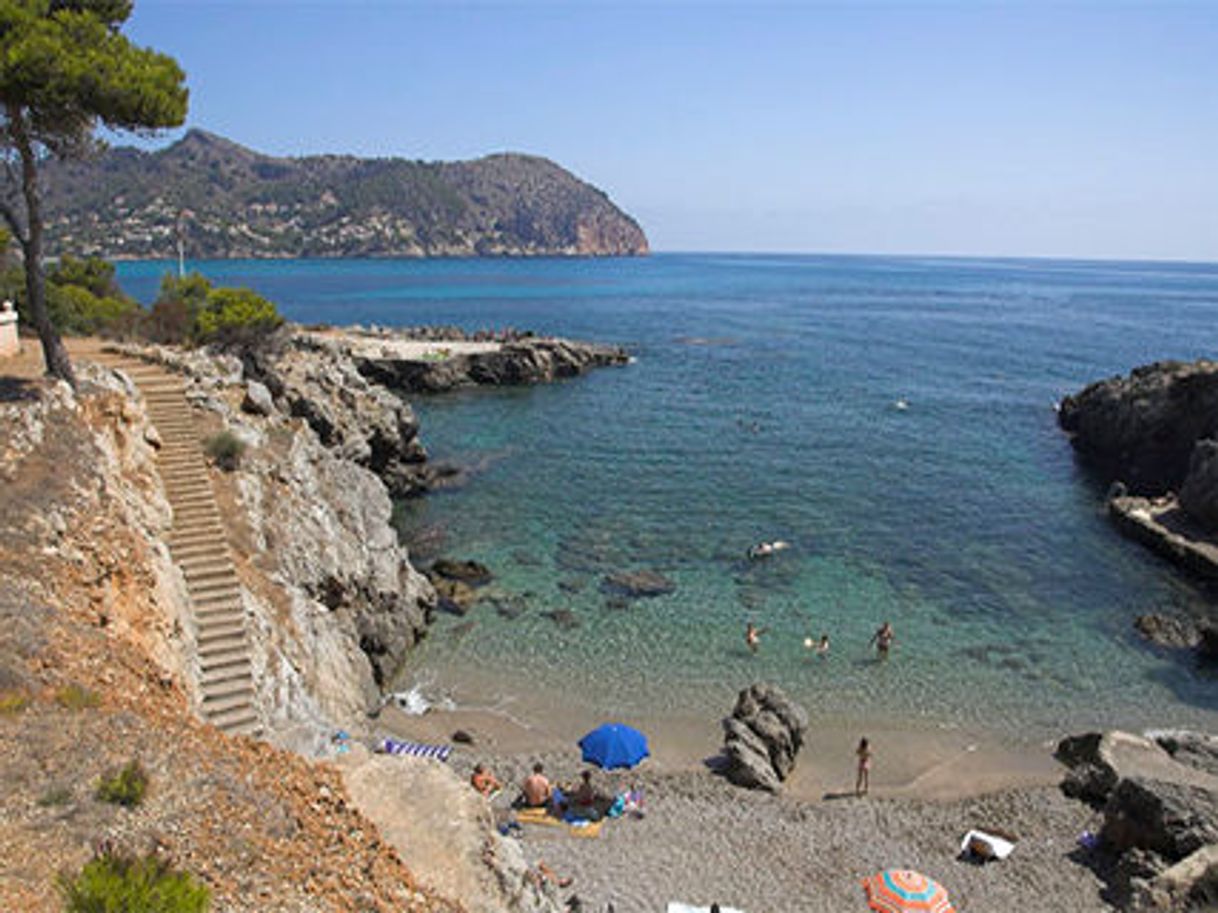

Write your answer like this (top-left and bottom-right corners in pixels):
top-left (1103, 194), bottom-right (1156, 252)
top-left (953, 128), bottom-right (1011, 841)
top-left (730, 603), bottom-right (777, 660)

top-left (1059, 360), bottom-right (1218, 588)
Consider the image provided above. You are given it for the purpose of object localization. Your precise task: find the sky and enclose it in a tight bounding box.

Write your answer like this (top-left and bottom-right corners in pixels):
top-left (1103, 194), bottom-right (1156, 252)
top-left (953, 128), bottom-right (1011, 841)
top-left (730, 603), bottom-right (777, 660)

top-left (120, 1), bottom-right (1218, 261)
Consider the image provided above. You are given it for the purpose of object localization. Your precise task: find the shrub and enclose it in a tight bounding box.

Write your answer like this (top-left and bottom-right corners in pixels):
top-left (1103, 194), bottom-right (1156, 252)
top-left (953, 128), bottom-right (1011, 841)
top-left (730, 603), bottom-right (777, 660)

top-left (55, 683), bottom-right (101, 710)
top-left (195, 287), bottom-right (282, 346)
top-left (38, 785), bottom-right (73, 807)
top-left (0, 690), bottom-right (29, 716)
top-left (203, 431), bottom-right (245, 471)
top-left (142, 272), bottom-right (213, 344)
top-left (47, 284), bottom-right (142, 337)
top-left (95, 760), bottom-right (148, 808)
top-left (58, 848), bottom-right (210, 913)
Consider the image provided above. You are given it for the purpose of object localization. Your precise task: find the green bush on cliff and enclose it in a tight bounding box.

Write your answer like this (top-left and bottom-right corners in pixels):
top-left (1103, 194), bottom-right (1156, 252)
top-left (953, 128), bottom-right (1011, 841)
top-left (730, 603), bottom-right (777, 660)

top-left (95, 760), bottom-right (149, 808)
top-left (143, 272), bottom-right (214, 344)
top-left (203, 431), bottom-right (245, 471)
top-left (195, 286), bottom-right (282, 345)
top-left (9, 255), bottom-right (141, 337)
top-left (59, 848), bottom-right (210, 913)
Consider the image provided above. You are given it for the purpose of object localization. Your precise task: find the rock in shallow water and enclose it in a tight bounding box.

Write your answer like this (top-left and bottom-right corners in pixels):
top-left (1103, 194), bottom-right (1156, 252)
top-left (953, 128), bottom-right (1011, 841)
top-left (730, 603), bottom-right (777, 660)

top-left (600, 569), bottom-right (676, 598)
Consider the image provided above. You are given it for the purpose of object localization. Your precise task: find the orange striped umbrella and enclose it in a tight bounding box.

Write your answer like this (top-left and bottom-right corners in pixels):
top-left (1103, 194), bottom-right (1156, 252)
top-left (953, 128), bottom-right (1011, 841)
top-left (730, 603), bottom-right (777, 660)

top-left (861, 870), bottom-right (955, 913)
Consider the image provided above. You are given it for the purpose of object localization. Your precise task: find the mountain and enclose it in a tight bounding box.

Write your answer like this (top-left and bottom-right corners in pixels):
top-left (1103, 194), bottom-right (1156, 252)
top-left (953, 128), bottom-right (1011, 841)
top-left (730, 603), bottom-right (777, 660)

top-left (40, 129), bottom-right (649, 259)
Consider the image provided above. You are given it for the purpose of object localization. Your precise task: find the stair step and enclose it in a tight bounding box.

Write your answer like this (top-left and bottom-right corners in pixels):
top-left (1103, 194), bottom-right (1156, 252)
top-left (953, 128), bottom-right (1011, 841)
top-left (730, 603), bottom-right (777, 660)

top-left (171, 532), bottom-right (228, 550)
top-left (200, 663), bottom-right (252, 689)
top-left (208, 705), bottom-right (260, 734)
top-left (198, 648), bottom-right (251, 674)
top-left (178, 551), bottom-right (232, 568)
top-left (172, 543), bottom-right (229, 561)
top-left (183, 566), bottom-right (235, 586)
top-left (202, 678), bottom-right (255, 703)
top-left (198, 624), bottom-right (248, 648)
top-left (201, 692), bottom-right (255, 718)
top-left (190, 577), bottom-right (241, 596)
top-left (196, 608), bottom-right (245, 628)
top-left (191, 585), bottom-right (241, 605)
top-left (197, 633), bottom-right (248, 658)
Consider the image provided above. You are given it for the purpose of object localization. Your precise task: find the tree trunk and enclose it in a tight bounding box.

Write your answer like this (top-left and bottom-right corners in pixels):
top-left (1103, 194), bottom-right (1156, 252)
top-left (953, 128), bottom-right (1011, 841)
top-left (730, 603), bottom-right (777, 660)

top-left (12, 111), bottom-right (74, 386)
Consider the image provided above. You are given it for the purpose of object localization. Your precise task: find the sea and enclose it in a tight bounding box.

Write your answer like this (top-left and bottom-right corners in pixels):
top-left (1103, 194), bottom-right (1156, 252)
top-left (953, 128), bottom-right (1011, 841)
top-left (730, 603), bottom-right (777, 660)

top-left (117, 253), bottom-right (1218, 743)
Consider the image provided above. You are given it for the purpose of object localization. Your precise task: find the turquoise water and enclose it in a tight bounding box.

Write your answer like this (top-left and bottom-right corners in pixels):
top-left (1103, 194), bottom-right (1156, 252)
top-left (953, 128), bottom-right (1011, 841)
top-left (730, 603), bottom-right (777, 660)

top-left (118, 254), bottom-right (1218, 738)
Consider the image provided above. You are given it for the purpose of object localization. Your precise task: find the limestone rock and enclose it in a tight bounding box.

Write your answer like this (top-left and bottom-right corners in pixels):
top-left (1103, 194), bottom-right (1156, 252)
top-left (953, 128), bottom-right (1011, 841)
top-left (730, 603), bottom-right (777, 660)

top-left (431, 558), bottom-right (493, 585)
top-left (242, 380), bottom-right (274, 416)
top-left (1134, 615), bottom-right (1200, 650)
top-left (1100, 777), bottom-right (1218, 860)
top-left (1129, 844), bottom-right (1218, 912)
top-left (1058, 359), bottom-right (1218, 497)
top-left (721, 682), bottom-right (807, 792)
top-left (1180, 439), bottom-right (1218, 530)
top-left (1155, 731), bottom-right (1218, 777)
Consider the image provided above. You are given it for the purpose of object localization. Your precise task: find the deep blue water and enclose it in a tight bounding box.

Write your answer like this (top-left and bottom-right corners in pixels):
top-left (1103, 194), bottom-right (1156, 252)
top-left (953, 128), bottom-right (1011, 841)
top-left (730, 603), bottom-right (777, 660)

top-left (118, 254), bottom-right (1218, 738)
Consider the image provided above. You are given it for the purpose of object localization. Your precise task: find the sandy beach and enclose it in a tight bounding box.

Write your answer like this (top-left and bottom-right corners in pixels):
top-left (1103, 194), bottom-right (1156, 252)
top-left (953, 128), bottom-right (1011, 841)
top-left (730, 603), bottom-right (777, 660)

top-left (380, 703), bottom-right (1113, 912)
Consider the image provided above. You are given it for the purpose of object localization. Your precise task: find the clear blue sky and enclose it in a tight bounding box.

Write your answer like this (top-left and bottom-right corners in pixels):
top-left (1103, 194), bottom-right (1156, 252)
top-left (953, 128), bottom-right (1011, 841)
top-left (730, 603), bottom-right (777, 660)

top-left (122, 1), bottom-right (1218, 261)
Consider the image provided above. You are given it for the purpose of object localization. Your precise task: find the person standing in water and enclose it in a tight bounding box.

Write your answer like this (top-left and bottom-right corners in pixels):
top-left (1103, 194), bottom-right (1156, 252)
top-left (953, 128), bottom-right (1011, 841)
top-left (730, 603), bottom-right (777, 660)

top-left (855, 737), bottom-right (872, 796)
top-left (869, 621), bottom-right (895, 659)
top-left (746, 622), bottom-right (767, 654)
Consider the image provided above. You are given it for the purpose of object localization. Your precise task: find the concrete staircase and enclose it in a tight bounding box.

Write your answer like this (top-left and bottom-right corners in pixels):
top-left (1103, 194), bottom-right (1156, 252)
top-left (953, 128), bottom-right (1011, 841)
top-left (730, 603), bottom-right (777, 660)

top-left (94, 352), bottom-right (261, 738)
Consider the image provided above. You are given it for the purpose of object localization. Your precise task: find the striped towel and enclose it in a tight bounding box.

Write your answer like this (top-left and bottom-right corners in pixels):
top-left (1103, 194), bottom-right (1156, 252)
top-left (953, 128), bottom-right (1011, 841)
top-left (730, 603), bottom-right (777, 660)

top-left (379, 738), bottom-right (452, 761)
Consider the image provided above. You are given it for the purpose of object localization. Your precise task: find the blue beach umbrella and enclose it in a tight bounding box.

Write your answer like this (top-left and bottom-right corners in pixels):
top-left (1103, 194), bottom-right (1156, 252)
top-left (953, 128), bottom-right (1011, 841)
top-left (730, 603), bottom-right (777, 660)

top-left (578, 723), bottom-right (650, 770)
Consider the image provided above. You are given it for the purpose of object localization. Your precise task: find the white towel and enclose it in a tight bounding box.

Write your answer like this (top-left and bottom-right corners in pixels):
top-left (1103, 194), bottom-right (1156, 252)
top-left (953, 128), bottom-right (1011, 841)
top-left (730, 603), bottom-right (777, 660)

top-left (666, 905), bottom-right (745, 913)
top-left (961, 829), bottom-right (1016, 860)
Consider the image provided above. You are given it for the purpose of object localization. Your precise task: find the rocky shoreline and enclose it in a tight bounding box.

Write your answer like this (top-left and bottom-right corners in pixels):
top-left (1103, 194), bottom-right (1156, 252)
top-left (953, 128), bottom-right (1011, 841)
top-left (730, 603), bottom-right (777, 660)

top-left (102, 322), bottom-right (630, 739)
top-left (1059, 360), bottom-right (1218, 586)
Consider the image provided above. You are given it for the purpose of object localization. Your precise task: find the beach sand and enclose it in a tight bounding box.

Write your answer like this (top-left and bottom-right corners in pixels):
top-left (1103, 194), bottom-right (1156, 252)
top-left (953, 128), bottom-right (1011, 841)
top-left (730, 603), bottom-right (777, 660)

top-left (380, 705), bottom-right (1113, 912)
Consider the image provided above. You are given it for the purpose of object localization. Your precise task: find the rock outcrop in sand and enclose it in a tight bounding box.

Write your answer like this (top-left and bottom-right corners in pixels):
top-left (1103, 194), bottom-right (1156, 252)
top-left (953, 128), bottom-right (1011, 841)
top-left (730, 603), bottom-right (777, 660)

top-left (1057, 729), bottom-right (1218, 910)
top-left (720, 682), bottom-right (808, 792)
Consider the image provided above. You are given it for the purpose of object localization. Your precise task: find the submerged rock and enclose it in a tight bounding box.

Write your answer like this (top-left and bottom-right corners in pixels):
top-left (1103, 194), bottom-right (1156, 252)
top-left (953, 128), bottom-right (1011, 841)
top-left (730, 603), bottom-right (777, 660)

top-left (541, 608), bottom-right (580, 630)
top-left (600, 569), bottom-right (676, 598)
top-left (1134, 614), bottom-right (1201, 650)
top-left (430, 558), bottom-right (493, 585)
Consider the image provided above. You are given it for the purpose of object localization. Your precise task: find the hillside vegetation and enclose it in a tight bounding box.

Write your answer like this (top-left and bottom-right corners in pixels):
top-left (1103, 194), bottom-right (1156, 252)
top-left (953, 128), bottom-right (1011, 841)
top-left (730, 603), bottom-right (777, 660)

top-left (41, 130), bottom-right (649, 259)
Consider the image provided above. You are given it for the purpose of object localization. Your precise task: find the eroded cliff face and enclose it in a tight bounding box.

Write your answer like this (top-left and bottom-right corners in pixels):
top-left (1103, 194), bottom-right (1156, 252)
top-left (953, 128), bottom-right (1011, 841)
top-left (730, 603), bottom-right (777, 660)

top-left (114, 338), bottom-right (436, 745)
top-left (0, 371), bottom-right (454, 912)
top-left (1059, 360), bottom-right (1218, 530)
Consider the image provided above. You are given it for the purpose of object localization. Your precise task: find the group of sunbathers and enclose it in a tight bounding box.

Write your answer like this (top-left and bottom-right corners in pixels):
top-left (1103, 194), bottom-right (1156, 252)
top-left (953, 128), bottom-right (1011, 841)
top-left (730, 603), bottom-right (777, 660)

top-left (472, 761), bottom-right (605, 817)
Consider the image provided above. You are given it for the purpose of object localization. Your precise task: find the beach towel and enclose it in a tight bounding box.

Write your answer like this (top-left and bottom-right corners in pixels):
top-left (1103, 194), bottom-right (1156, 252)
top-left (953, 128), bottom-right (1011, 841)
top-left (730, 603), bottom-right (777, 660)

top-left (666, 904), bottom-right (744, 913)
top-left (514, 805), bottom-right (604, 839)
top-left (960, 828), bottom-right (1015, 861)
top-left (378, 738), bottom-right (452, 761)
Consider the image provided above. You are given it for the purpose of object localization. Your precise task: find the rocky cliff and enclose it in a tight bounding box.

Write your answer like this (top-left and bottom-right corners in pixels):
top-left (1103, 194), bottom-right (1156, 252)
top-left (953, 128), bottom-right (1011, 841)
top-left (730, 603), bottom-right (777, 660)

top-left (1059, 360), bottom-right (1218, 580)
top-left (0, 369), bottom-right (457, 911)
top-left (41, 129), bottom-right (650, 259)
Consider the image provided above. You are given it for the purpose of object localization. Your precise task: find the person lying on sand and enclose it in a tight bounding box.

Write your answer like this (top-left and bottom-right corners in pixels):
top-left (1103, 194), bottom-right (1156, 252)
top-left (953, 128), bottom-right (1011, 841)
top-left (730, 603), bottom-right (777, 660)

top-left (571, 770), bottom-right (598, 809)
top-left (521, 762), bottom-right (553, 808)
top-left (471, 762), bottom-right (502, 797)
top-left (531, 860), bottom-right (573, 888)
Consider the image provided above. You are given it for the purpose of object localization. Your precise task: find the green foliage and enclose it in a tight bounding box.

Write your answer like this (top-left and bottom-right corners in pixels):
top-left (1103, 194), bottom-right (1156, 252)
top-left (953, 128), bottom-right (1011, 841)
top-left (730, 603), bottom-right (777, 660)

top-left (58, 848), bottom-right (210, 913)
top-left (203, 430), bottom-right (245, 471)
top-left (49, 255), bottom-right (122, 299)
top-left (195, 286), bottom-right (282, 345)
top-left (55, 683), bottom-right (101, 710)
top-left (95, 760), bottom-right (148, 807)
top-left (0, 689), bottom-right (29, 716)
top-left (142, 271), bottom-right (212, 344)
top-left (47, 282), bottom-right (140, 336)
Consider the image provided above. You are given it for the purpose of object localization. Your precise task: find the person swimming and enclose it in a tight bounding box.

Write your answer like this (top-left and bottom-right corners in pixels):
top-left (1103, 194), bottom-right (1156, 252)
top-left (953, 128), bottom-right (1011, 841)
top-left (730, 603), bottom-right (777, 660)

top-left (746, 621), bottom-right (768, 653)
top-left (747, 540), bottom-right (790, 559)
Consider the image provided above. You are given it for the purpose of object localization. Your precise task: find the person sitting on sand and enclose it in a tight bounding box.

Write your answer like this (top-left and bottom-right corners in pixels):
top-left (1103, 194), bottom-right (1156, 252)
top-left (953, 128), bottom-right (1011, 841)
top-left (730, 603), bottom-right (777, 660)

top-left (521, 762), bottom-right (552, 808)
top-left (571, 770), bottom-right (599, 810)
top-left (471, 762), bottom-right (502, 797)
top-left (869, 621), bottom-right (895, 659)
top-left (856, 737), bottom-right (872, 796)
top-left (746, 621), bottom-right (768, 654)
